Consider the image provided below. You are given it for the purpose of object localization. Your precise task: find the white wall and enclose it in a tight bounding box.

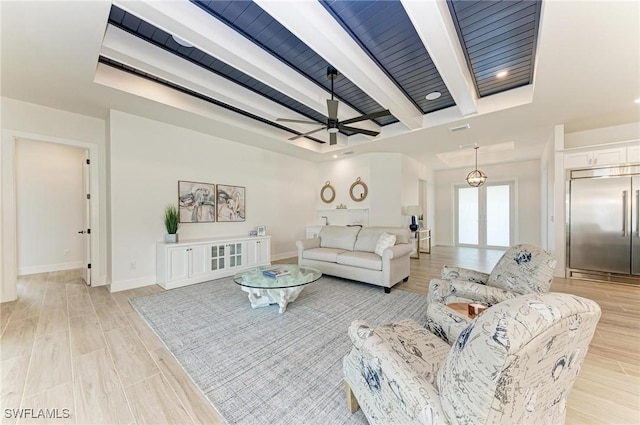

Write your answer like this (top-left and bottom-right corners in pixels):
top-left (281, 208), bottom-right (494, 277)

top-left (401, 155), bottom-right (420, 227)
top-left (564, 122), bottom-right (640, 148)
top-left (370, 154), bottom-right (403, 226)
top-left (435, 159), bottom-right (541, 247)
top-left (315, 155), bottom-right (371, 225)
top-left (108, 110), bottom-right (318, 289)
top-left (316, 153), bottom-right (421, 228)
top-left (15, 139), bottom-right (85, 274)
top-left (418, 164), bottom-right (437, 245)
top-left (1, 97), bottom-right (106, 302)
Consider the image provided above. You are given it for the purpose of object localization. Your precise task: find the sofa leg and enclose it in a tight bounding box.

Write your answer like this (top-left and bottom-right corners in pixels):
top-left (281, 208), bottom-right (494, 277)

top-left (384, 287), bottom-right (391, 294)
top-left (403, 276), bottom-right (409, 282)
top-left (345, 381), bottom-right (359, 413)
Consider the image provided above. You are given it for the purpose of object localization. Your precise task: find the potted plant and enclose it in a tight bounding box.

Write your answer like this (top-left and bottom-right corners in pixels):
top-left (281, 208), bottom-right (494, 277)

top-left (164, 204), bottom-right (179, 243)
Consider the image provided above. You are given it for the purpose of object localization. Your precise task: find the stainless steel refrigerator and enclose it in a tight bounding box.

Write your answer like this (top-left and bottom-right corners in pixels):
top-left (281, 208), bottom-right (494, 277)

top-left (568, 165), bottom-right (640, 283)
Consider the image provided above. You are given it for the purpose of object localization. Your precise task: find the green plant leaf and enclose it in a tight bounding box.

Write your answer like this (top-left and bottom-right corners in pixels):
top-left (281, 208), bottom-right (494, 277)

top-left (164, 204), bottom-right (179, 234)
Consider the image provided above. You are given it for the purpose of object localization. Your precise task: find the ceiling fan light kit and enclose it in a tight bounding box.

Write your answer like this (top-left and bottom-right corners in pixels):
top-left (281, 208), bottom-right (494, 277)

top-left (277, 66), bottom-right (392, 145)
top-left (466, 146), bottom-right (487, 187)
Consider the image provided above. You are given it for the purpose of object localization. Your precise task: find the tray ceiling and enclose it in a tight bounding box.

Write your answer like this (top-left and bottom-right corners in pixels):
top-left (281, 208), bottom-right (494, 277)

top-left (99, 0), bottom-right (542, 150)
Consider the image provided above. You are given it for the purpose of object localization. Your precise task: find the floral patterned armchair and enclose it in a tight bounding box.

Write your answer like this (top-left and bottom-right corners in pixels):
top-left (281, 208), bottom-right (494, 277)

top-left (343, 293), bottom-right (600, 425)
top-left (427, 244), bottom-right (557, 307)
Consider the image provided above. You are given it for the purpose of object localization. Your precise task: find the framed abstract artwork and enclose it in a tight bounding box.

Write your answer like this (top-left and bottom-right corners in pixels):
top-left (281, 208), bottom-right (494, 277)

top-left (217, 184), bottom-right (245, 222)
top-left (178, 181), bottom-right (216, 223)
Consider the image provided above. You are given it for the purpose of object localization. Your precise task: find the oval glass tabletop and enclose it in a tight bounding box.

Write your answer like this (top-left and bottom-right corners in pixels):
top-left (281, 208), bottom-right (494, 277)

top-left (233, 264), bottom-right (322, 289)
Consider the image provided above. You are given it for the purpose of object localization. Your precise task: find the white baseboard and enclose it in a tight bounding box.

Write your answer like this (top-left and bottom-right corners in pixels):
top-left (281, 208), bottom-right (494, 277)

top-left (18, 261), bottom-right (83, 276)
top-left (109, 275), bottom-right (157, 293)
top-left (271, 250), bottom-right (297, 262)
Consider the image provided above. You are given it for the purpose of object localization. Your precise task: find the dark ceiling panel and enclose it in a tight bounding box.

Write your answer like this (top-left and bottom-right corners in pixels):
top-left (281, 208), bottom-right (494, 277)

top-left (101, 0), bottom-right (544, 144)
top-left (192, 0), bottom-right (397, 126)
top-left (107, 6), bottom-right (333, 141)
top-left (447, 0), bottom-right (542, 98)
top-left (320, 0), bottom-right (456, 115)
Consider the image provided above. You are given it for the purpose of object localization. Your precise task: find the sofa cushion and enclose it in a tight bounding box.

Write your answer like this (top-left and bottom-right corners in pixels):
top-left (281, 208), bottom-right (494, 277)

top-left (374, 233), bottom-right (396, 256)
top-left (336, 251), bottom-right (383, 271)
top-left (303, 247), bottom-right (348, 263)
top-left (319, 225), bottom-right (361, 251)
top-left (353, 227), bottom-right (410, 252)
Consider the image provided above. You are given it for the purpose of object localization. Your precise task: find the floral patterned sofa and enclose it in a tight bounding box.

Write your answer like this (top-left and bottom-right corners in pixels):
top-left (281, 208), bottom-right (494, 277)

top-left (343, 292), bottom-right (601, 425)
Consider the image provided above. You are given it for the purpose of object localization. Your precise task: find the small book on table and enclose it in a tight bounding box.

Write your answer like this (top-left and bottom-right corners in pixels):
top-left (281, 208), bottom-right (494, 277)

top-left (262, 268), bottom-right (291, 278)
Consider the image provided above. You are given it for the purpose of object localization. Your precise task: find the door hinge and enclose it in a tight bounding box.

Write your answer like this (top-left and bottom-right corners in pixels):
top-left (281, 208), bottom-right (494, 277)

top-left (87, 228), bottom-right (91, 234)
top-left (87, 263), bottom-right (92, 269)
top-left (86, 194), bottom-right (91, 200)
top-left (86, 159), bottom-right (90, 165)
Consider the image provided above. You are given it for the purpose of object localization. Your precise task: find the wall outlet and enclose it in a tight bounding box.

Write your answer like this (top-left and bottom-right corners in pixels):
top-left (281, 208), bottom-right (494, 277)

top-left (64, 249), bottom-right (70, 257)
top-left (130, 261), bottom-right (136, 270)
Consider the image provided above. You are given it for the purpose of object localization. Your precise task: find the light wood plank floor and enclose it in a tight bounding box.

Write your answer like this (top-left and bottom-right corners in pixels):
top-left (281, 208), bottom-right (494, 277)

top-left (1, 246), bottom-right (638, 424)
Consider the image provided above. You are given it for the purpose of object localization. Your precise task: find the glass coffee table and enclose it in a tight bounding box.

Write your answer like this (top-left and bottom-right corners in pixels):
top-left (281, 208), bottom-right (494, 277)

top-left (233, 264), bottom-right (322, 313)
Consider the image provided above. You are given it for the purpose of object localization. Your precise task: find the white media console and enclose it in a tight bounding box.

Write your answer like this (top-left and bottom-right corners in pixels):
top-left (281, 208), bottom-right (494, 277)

top-left (156, 235), bottom-right (271, 289)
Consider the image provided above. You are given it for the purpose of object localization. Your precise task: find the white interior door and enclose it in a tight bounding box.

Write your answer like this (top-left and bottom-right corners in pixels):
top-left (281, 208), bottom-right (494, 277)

top-left (82, 153), bottom-right (91, 285)
top-left (456, 182), bottom-right (513, 248)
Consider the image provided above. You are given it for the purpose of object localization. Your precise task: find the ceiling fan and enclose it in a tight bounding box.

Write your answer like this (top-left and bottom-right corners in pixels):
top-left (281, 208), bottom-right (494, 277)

top-left (277, 66), bottom-right (392, 145)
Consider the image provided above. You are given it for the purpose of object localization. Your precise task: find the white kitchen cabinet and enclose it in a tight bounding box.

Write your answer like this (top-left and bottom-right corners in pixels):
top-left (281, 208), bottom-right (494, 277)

top-left (564, 147), bottom-right (626, 169)
top-left (627, 145), bottom-right (640, 164)
top-left (157, 235), bottom-right (271, 289)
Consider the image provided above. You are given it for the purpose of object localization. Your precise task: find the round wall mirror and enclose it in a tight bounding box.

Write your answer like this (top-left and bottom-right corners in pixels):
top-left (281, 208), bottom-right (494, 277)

top-left (349, 177), bottom-right (368, 202)
top-left (320, 181), bottom-right (336, 203)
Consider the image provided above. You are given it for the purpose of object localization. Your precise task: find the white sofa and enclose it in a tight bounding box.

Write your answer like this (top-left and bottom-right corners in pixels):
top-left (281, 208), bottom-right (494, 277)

top-left (296, 225), bottom-right (412, 292)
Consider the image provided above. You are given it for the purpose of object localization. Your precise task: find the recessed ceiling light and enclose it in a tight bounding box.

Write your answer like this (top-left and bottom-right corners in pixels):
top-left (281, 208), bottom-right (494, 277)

top-left (496, 70), bottom-right (508, 78)
top-left (425, 91), bottom-right (442, 101)
top-left (172, 35), bottom-right (193, 48)
top-left (635, 98), bottom-right (640, 104)
top-left (333, 154), bottom-right (338, 159)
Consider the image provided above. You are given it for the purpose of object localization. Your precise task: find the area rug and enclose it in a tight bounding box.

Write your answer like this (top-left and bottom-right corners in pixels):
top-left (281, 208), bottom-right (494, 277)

top-left (130, 276), bottom-right (429, 425)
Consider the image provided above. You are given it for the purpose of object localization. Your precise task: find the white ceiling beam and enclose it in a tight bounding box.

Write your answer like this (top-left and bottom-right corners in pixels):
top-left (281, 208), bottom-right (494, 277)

top-left (254, 0), bottom-right (423, 130)
top-left (100, 25), bottom-right (339, 144)
top-left (112, 0), bottom-right (377, 133)
top-left (94, 64), bottom-right (329, 155)
top-left (401, 0), bottom-right (478, 117)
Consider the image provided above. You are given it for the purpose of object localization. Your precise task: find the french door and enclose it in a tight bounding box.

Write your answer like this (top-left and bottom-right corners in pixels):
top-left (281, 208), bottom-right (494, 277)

top-left (456, 182), bottom-right (514, 248)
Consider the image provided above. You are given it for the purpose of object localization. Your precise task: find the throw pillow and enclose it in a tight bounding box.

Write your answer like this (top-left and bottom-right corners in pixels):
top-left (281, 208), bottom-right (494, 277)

top-left (375, 232), bottom-right (396, 256)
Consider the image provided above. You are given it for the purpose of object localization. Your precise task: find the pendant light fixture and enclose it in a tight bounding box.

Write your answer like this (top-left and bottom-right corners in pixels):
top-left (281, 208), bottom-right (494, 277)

top-left (466, 146), bottom-right (487, 187)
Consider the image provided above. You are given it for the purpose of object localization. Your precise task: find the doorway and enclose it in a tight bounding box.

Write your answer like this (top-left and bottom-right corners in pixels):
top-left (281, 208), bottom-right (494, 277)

top-left (2, 130), bottom-right (100, 302)
top-left (455, 181), bottom-right (514, 248)
top-left (15, 139), bottom-right (91, 284)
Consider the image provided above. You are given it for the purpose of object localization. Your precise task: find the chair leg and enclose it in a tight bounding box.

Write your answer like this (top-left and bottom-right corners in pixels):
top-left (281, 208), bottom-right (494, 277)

top-left (384, 287), bottom-right (391, 293)
top-left (345, 381), bottom-right (359, 413)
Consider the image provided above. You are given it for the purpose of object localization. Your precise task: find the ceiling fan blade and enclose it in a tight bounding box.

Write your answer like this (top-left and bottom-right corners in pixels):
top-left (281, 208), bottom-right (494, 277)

top-left (276, 118), bottom-right (320, 125)
top-left (288, 126), bottom-right (326, 141)
top-left (338, 125), bottom-right (380, 137)
top-left (327, 99), bottom-right (339, 120)
top-left (329, 133), bottom-right (337, 145)
top-left (340, 109), bottom-right (391, 125)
